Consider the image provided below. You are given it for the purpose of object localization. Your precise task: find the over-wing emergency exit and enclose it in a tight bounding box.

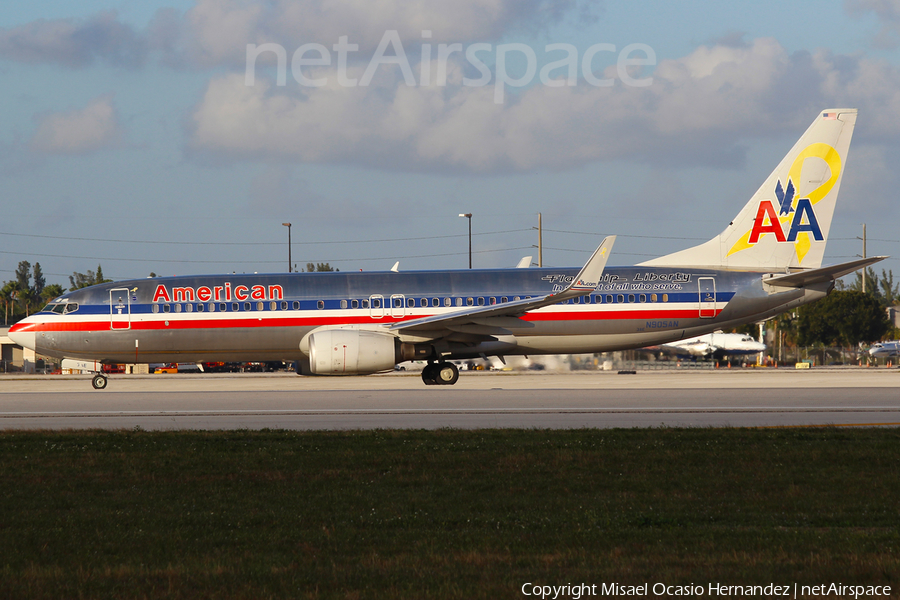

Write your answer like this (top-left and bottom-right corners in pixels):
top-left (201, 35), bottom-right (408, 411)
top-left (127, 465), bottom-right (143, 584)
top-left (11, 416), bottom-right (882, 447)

top-left (10, 109), bottom-right (886, 388)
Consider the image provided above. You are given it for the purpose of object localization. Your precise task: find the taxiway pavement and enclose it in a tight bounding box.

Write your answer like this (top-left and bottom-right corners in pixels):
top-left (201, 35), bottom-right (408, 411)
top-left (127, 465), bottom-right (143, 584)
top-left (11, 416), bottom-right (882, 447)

top-left (1, 369), bottom-right (898, 430)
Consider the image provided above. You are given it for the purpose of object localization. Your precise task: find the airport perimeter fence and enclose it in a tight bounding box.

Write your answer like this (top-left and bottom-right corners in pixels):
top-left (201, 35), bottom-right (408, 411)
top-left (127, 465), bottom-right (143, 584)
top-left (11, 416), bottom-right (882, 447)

top-left (594, 346), bottom-right (893, 371)
top-left (778, 346), bottom-right (895, 367)
top-left (618, 360), bottom-right (717, 371)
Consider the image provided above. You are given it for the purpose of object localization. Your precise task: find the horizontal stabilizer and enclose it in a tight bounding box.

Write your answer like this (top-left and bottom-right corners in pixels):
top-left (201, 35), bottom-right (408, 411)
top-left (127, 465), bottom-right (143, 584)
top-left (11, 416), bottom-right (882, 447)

top-left (764, 256), bottom-right (887, 288)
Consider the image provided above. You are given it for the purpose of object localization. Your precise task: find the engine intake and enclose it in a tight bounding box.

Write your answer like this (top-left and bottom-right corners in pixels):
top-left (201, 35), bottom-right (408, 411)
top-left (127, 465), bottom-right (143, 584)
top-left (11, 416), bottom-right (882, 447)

top-left (306, 327), bottom-right (433, 375)
top-left (307, 328), bottom-right (397, 375)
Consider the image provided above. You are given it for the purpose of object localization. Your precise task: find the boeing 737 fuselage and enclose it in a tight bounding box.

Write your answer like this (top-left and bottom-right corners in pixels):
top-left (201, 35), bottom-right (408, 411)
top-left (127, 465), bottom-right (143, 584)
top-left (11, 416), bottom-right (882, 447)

top-left (9, 109), bottom-right (886, 388)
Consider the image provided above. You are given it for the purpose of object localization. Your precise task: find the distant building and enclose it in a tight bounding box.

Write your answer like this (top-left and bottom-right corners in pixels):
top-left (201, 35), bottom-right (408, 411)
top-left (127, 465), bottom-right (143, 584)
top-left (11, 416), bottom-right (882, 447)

top-left (888, 306), bottom-right (900, 329)
top-left (0, 327), bottom-right (31, 372)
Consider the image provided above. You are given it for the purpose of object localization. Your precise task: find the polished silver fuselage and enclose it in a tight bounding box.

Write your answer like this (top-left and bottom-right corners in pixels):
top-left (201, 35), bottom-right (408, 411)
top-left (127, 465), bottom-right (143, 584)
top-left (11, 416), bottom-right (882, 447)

top-left (11, 266), bottom-right (827, 365)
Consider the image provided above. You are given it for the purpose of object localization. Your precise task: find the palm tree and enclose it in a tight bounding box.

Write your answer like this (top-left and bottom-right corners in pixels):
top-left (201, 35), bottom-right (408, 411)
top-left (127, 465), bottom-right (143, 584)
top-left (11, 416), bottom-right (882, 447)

top-left (0, 281), bottom-right (21, 326)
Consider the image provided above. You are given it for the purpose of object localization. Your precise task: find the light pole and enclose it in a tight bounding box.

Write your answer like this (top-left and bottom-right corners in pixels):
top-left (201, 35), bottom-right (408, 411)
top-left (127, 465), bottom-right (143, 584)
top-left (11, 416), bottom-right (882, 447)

top-left (857, 223), bottom-right (867, 294)
top-left (459, 213), bottom-right (472, 268)
top-left (282, 223), bottom-right (292, 273)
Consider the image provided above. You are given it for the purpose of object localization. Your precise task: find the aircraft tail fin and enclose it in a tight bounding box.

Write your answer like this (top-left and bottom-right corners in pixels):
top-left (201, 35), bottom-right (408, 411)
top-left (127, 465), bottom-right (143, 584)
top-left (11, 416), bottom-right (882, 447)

top-left (640, 109), bottom-right (857, 270)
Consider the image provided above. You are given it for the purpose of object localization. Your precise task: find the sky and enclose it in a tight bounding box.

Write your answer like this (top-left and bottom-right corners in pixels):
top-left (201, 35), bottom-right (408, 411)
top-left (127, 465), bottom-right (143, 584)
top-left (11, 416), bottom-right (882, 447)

top-left (2, 0), bottom-right (900, 287)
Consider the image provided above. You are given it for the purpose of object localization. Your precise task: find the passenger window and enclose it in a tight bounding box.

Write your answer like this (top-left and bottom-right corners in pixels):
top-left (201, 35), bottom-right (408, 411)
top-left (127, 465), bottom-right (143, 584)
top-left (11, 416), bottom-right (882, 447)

top-left (271, 301), bottom-right (278, 310)
top-left (232, 303), bottom-right (239, 311)
top-left (220, 303), bottom-right (227, 311)
top-left (257, 301), bottom-right (264, 311)
top-left (362, 299), bottom-right (369, 309)
top-left (605, 295), bottom-right (612, 303)
top-left (340, 300), bottom-right (348, 309)
top-left (651, 294), bottom-right (657, 303)
top-left (628, 294), bottom-right (635, 303)
top-left (152, 305), bottom-right (159, 314)
top-left (477, 297), bottom-right (485, 306)
top-left (432, 298), bottom-right (439, 307)
top-left (501, 297), bottom-right (508, 303)
top-left (408, 298), bottom-right (415, 308)
top-left (163, 305), bottom-right (171, 313)
top-left (317, 300), bottom-right (325, 310)
top-left (489, 297), bottom-right (496, 305)
top-left (456, 298), bottom-right (463, 307)
top-left (185, 304), bottom-right (193, 313)
top-left (662, 294), bottom-right (669, 302)
top-left (243, 302), bottom-right (251, 311)
top-left (639, 294), bottom-right (646, 303)
top-left (292, 301), bottom-right (300, 310)
top-left (197, 303), bottom-right (205, 312)
top-left (208, 303), bottom-right (216, 312)
top-left (514, 296), bottom-right (521, 301)
top-left (174, 304), bottom-right (182, 313)
top-left (467, 298), bottom-right (474, 306)
top-left (351, 299), bottom-right (359, 309)
top-left (444, 298), bottom-right (451, 307)
top-left (617, 295), bottom-right (624, 303)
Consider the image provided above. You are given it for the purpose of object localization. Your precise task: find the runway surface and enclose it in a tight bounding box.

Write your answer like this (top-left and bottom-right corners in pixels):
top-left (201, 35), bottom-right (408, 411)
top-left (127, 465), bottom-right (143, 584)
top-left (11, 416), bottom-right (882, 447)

top-left (1, 369), bottom-right (898, 430)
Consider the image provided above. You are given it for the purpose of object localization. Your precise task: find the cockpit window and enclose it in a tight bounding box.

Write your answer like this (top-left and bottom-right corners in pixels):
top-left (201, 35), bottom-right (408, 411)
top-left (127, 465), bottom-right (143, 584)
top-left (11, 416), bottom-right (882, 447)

top-left (44, 303), bottom-right (65, 314)
top-left (63, 303), bottom-right (79, 314)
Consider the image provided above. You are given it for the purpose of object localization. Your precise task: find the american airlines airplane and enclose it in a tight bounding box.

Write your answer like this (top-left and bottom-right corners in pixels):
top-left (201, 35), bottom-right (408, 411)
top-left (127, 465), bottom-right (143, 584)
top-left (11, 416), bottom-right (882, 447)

top-left (9, 109), bottom-right (886, 389)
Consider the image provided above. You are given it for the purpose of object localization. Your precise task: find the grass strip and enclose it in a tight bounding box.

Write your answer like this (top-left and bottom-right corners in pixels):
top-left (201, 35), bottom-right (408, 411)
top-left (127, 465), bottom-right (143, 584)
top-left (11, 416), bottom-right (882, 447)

top-left (0, 427), bottom-right (898, 599)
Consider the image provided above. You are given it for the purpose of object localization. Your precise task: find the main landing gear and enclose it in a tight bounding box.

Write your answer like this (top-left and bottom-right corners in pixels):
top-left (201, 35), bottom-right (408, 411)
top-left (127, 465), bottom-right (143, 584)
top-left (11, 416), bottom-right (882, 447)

top-left (421, 362), bottom-right (459, 386)
top-left (91, 374), bottom-right (108, 390)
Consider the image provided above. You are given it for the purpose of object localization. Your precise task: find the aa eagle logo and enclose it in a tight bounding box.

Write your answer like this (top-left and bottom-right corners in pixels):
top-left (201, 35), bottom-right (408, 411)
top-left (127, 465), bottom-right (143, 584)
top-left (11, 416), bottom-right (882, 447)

top-left (748, 179), bottom-right (823, 245)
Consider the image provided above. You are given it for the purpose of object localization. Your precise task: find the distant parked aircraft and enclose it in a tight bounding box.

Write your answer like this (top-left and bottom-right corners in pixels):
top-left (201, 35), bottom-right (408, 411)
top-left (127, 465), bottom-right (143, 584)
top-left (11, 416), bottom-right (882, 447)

top-left (869, 341), bottom-right (900, 359)
top-left (655, 331), bottom-right (766, 360)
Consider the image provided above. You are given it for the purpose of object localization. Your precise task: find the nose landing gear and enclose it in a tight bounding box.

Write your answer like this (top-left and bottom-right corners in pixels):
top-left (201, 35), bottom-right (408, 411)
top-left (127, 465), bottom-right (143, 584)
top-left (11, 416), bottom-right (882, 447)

top-left (421, 362), bottom-right (459, 386)
top-left (91, 374), bottom-right (108, 390)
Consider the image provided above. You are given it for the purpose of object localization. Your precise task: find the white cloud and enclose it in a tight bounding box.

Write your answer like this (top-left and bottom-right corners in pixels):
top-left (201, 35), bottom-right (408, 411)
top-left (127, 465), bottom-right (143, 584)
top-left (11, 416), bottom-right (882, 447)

top-left (0, 11), bottom-right (146, 68)
top-left (30, 95), bottom-right (124, 154)
top-left (179, 0), bottom-right (577, 67)
top-left (0, 1), bottom-right (584, 71)
top-left (187, 37), bottom-right (900, 173)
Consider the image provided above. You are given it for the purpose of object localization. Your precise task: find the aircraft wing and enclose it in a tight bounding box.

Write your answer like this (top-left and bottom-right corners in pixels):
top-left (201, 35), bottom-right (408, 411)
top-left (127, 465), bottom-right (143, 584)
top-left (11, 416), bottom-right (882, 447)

top-left (391, 236), bottom-right (615, 334)
top-left (764, 256), bottom-right (887, 288)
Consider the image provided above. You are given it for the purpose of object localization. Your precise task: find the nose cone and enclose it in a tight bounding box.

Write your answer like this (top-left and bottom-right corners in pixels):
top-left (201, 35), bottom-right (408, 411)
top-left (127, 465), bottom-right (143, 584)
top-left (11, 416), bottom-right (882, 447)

top-left (8, 321), bottom-right (37, 351)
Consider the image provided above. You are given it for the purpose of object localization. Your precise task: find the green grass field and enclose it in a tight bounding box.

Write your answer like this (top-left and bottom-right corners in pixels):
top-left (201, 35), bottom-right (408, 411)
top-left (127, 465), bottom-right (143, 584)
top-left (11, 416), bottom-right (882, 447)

top-left (1, 428), bottom-right (898, 599)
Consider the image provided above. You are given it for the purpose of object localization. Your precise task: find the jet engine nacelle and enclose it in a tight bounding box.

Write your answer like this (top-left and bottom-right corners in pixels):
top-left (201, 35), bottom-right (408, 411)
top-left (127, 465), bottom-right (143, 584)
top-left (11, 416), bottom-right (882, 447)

top-left (308, 328), bottom-right (400, 375)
